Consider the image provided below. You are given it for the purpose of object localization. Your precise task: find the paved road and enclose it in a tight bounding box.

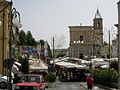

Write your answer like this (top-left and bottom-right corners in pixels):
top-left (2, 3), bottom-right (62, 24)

top-left (46, 79), bottom-right (108, 90)
top-left (48, 81), bottom-right (86, 90)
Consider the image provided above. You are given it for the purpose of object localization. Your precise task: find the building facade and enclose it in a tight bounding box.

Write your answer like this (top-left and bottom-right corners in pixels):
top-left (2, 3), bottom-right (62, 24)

top-left (112, 38), bottom-right (118, 58)
top-left (0, 0), bottom-right (10, 75)
top-left (69, 9), bottom-right (103, 60)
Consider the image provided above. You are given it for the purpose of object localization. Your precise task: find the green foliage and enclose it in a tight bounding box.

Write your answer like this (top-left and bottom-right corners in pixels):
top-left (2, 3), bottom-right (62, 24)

top-left (38, 39), bottom-right (45, 45)
top-left (45, 73), bottom-right (56, 82)
top-left (47, 44), bottom-right (52, 58)
top-left (92, 69), bottom-right (118, 88)
top-left (17, 30), bottom-right (37, 46)
top-left (18, 30), bottom-right (27, 45)
top-left (15, 55), bottom-right (23, 62)
top-left (21, 58), bottom-right (29, 74)
top-left (56, 52), bottom-right (66, 58)
top-left (110, 60), bottom-right (118, 71)
top-left (26, 31), bottom-right (36, 45)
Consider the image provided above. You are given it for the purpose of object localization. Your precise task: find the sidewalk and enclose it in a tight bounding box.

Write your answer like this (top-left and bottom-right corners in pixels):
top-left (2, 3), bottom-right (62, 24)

top-left (46, 77), bottom-right (60, 90)
top-left (80, 82), bottom-right (118, 90)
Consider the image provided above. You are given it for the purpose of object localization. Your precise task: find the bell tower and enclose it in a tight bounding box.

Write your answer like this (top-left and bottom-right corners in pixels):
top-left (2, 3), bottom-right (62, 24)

top-left (93, 8), bottom-right (103, 45)
top-left (93, 9), bottom-right (103, 30)
top-left (92, 8), bottom-right (103, 58)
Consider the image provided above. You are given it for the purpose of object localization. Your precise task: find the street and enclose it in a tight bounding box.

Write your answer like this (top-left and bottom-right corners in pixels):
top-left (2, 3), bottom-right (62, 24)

top-left (47, 81), bottom-right (85, 90)
top-left (0, 81), bottom-right (113, 90)
top-left (47, 79), bottom-right (107, 90)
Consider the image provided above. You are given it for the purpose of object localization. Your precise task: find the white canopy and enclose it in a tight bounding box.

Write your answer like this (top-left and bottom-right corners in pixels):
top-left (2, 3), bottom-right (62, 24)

top-left (29, 59), bottom-right (48, 70)
top-left (50, 57), bottom-right (69, 64)
top-left (56, 61), bottom-right (74, 67)
top-left (12, 64), bottom-right (19, 74)
top-left (91, 58), bottom-right (104, 62)
top-left (14, 61), bottom-right (21, 66)
top-left (100, 64), bottom-right (109, 69)
top-left (75, 64), bottom-right (88, 69)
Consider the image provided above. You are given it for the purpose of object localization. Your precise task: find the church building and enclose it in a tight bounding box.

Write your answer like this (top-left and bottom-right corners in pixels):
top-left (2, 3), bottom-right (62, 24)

top-left (69, 9), bottom-right (103, 60)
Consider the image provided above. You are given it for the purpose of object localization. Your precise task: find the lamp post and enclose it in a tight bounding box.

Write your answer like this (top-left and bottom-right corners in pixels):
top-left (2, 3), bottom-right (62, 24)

top-left (53, 37), bottom-right (55, 67)
top-left (7, 0), bottom-right (22, 90)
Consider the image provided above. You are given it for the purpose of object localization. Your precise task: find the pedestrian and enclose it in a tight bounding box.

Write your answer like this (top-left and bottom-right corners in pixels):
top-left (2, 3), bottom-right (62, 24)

top-left (86, 73), bottom-right (93, 90)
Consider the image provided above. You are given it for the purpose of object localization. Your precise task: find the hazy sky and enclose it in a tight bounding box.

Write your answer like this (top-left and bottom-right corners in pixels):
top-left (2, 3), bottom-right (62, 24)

top-left (11, 0), bottom-right (118, 48)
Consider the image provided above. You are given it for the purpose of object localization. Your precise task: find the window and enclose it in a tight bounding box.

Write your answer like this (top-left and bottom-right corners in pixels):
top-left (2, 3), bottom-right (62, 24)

top-left (97, 22), bottom-right (100, 28)
top-left (79, 53), bottom-right (83, 59)
top-left (80, 35), bottom-right (83, 41)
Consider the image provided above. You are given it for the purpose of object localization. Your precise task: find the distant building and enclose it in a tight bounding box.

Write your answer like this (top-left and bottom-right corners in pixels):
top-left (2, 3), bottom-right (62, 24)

top-left (112, 37), bottom-right (118, 58)
top-left (69, 9), bottom-right (104, 60)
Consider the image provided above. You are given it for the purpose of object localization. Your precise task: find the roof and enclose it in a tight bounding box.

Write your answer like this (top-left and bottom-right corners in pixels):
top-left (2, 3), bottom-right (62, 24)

top-left (94, 9), bottom-right (102, 19)
top-left (69, 26), bottom-right (93, 28)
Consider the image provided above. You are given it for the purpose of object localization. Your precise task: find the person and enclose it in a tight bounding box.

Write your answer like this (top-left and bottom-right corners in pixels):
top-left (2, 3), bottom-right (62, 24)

top-left (86, 73), bottom-right (93, 90)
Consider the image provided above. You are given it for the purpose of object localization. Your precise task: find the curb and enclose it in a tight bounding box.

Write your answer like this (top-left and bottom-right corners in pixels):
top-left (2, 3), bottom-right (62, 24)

top-left (94, 83), bottom-right (118, 90)
top-left (80, 82), bottom-right (118, 90)
top-left (79, 83), bottom-right (87, 89)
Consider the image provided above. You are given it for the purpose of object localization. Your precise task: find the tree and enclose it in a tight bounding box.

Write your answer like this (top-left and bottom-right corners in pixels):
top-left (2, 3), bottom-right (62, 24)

top-left (18, 30), bottom-right (27, 45)
top-left (110, 60), bottom-right (118, 71)
top-left (39, 39), bottom-right (45, 45)
top-left (54, 35), bottom-right (66, 49)
top-left (21, 58), bottom-right (29, 74)
top-left (47, 44), bottom-right (52, 58)
top-left (26, 31), bottom-right (35, 46)
top-left (17, 30), bottom-right (37, 46)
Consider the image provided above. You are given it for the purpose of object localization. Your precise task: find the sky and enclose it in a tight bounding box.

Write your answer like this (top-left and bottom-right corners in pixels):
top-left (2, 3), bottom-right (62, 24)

top-left (9, 0), bottom-right (118, 48)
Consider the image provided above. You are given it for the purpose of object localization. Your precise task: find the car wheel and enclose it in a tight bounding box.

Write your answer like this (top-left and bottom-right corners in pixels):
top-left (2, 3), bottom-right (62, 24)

top-left (0, 82), bottom-right (7, 89)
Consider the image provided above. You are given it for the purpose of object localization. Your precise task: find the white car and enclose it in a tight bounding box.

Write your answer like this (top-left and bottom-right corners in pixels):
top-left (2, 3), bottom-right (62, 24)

top-left (0, 75), bottom-right (14, 89)
top-left (0, 76), bottom-right (7, 89)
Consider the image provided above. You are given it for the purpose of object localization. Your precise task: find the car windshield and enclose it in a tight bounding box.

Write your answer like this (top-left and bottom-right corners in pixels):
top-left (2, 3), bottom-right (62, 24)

top-left (15, 86), bottom-right (38, 90)
top-left (20, 75), bottom-right (40, 82)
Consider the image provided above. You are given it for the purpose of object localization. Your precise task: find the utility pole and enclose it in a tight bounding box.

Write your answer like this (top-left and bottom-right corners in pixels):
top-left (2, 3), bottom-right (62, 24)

top-left (109, 30), bottom-right (111, 69)
top-left (53, 37), bottom-right (55, 67)
top-left (8, 1), bottom-right (13, 90)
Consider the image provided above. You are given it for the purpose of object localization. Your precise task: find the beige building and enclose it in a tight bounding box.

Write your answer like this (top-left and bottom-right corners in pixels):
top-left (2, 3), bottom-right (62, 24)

top-left (69, 9), bottom-right (104, 60)
top-left (0, 0), bottom-right (10, 75)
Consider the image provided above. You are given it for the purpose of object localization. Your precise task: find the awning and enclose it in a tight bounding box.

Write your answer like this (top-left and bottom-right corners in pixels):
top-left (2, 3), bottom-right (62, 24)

top-left (12, 64), bottom-right (19, 74)
top-left (29, 59), bottom-right (48, 70)
top-left (14, 61), bottom-right (21, 66)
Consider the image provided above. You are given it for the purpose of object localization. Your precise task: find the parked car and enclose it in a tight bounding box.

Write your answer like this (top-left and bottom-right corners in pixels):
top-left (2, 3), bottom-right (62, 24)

top-left (15, 74), bottom-right (46, 90)
top-left (0, 76), bottom-right (7, 89)
top-left (0, 75), bottom-right (14, 89)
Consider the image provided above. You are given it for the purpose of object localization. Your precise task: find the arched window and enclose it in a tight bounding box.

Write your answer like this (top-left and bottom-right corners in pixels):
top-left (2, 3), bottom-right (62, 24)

top-left (97, 22), bottom-right (100, 28)
top-left (79, 35), bottom-right (83, 41)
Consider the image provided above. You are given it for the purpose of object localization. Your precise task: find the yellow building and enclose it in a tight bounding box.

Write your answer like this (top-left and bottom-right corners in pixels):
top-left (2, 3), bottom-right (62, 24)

top-left (69, 9), bottom-right (103, 60)
top-left (0, 0), bottom-right (10, 75)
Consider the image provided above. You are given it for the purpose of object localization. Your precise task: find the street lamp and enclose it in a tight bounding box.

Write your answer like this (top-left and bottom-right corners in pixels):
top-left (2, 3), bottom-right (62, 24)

top-left (7, 1), bottom-right (22, 90)
top-left (0, 1), bottom-right (22, 90)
